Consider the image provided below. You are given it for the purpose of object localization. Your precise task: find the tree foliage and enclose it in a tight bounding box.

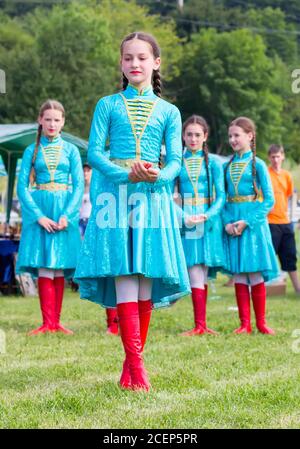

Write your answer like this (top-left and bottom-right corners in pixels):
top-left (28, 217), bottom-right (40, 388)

top-left (172, 28), bottom-right (284, 155)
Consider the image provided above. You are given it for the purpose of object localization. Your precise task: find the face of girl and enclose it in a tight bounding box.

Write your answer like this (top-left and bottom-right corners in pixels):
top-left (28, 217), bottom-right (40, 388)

top-left (121, 38), bottom-right (161, 90)
top-left (228, 125), bottom-right (253, 154)
top-left (184, 123), bottom-right (207, 152)
top-left (39, 108), bottom-right (65, 139)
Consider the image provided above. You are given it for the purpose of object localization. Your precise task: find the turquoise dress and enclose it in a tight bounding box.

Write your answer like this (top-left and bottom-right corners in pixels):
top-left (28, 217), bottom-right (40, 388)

top-left (75, 85), bottom-right (191, 309)
top-left (222, 151), bottom-right (279, 281)
top-left (17, 135), bottom-right (84, 278)
top-left (176, 149), bottom-right (227, 276)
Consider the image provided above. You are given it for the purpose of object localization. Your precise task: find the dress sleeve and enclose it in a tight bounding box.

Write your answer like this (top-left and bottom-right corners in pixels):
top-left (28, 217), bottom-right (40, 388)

top-left (17, 146), bottom-right (44, 223)
top-left (87, 98), bottom-right (130, 185)
top-left (155, 106), bottom-right (182, 186)
top-left (245, 160), bottom-right (275, 229)
top-left (205, 157), bottom-right (225, 225)
top-left (61, 145), bottom-right (84, 226)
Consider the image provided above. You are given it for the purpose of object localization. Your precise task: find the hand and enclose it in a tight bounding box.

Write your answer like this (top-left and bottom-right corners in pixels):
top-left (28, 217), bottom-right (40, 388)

top-left (185, 214), bottom-right (207, 227)
top-left (233, 220), bottom-right (247, 235)
top-left (129, 161), bottom-right (159, 183)
top-left (38, 217), bottom-right (59, 233)
top-left (225, 223), bottom-right (236, 235)
top-left (57, 216), bottom-right (68, 231)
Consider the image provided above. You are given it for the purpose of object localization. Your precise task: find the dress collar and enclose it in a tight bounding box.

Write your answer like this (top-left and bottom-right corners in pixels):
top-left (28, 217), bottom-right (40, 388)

top-left (40, 135), bottom-right (62, 146)
top-left (123, 84), bottom-right (154, 98)
top-left (233, 150), bottom-right (252, 161)
top-left (184, 148), bottom-right (204, 158)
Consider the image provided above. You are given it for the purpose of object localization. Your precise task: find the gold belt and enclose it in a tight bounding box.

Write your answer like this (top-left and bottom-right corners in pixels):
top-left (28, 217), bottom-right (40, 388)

top-left (36, 182), bottom-right (69, 191)
top-left (110, 158), bottom-right (159, 169)
top-left (184, 197), bottom-right (212, 206)
top-left (227, 195), bottom-right (256, 203)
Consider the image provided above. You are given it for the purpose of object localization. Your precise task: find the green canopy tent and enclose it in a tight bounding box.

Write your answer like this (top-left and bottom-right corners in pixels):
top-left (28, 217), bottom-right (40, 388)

top-left (0, 124), bottom-right (88, 223)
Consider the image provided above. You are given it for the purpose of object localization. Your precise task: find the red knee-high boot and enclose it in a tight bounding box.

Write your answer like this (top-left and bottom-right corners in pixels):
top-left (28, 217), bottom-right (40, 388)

top-left (28, 277), bottom-right (56, 335)
top-left (53, 277), bottom-right (74, 335)
top-left (181, 287), bottom-right (218, 336)
top-left (234, 283), bottom-right (252, 334)
top-left (117, 302), bottom-right (150, 391)
top-left (120, 300), bottom-right (152, 389)
top-left (251, 282), bottom-right (275, 335)
top-left (106, 308), bottom-right (119, 335)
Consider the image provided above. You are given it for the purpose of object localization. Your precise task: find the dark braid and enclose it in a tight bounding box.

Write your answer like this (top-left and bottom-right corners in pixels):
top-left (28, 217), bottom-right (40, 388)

top-left (29, 124), bottom-right (42, 185)
top-left (251, 133), bottom-right (259, 198)
top-left (203, 141), bottom-right (211, 206)
top-left (122, 73), bottom-right (129, 91)
top-left (152, 69), bottom-right (162, 97)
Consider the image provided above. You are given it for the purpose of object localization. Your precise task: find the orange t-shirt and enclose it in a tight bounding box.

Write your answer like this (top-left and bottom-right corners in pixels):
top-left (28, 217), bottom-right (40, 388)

top-left (268, 167), bottom-right (293, 224)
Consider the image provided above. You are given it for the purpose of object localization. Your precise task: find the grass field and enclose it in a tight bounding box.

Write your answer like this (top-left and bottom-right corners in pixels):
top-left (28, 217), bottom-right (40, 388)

top-left (0, 277), bottom-right (300, 429)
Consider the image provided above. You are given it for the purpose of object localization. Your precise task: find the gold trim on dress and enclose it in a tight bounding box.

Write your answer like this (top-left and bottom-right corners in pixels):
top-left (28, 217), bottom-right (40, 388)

top-left (119, 94), bottom-right (159, 160)
top-left (36, 182), bottom-right (69, 191)
top-left (227, 194), bottom-right (256, 203)
top-left (110, 158), bottom-right (159, 169)
top-left (184, 197), bottom-right (212, 206)
top-left (183, 156), bottom-right (204, 205)
top-left (229, 159), bottom-right (251, 196)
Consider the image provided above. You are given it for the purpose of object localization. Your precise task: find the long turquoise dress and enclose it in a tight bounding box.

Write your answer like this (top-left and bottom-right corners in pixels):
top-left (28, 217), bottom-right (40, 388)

top-left (222, 151), bottom-right (279, 281)
top-left (75, 84), bottom-right (191, 308)
top-left (176, 149), bottom-right (227, 276)
top-left (16, 135), bottom-right (84, 278)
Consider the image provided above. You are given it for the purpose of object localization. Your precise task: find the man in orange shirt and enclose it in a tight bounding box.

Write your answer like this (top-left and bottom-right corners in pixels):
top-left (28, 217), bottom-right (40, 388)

top-left (268, 144), bottom-right (300, 293)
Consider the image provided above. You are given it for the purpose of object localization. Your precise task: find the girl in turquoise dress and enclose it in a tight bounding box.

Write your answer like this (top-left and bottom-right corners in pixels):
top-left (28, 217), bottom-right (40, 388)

top-left (223, 116), bottom-right (279, 335)
top-left (17, 100), bottom-right (84, 335)
top-left (176, 115), bottom-right (226, 336)
top-left (75, 32), bottom-right (190, 391)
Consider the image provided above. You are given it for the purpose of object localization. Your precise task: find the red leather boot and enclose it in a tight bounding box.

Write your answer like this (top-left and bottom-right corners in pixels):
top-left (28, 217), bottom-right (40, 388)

top-left (120, 300), bottom-right (152, 389)
top-left (181, 286), bottom-right (218, 336)
top-left (28, 277), bottom-right (57, 335)
top-left (251, 282), bottom-right (275, 335)
top-left (53, 276), bottom-right (73, 335)
top-left (106, 308), bottom-right (119, 335)
top-left (117, 302), bottom-right (150, 391)
top-left (233, 283), bottom-right (252, 334)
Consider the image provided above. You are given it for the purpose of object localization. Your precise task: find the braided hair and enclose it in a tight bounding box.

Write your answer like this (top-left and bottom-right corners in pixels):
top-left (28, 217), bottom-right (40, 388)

top-left (120, 32), bottom-right (162, 97)
top-left (182, 115), bottom-right (211, 206)
top-left (226, 116), bottom-right (259, 198)
top-left (29, 99), bottom-right (65, 185)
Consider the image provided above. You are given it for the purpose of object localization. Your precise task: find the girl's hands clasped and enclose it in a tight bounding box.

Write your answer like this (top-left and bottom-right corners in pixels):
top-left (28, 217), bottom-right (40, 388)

top-left (129, 161), bottom-right (159, 183)
top-left (38, 217), bottom-right (59, 233)
top-left (38, 216), bottom-right (68, 232)
top-left (225, 220), bottom-right (247, 236)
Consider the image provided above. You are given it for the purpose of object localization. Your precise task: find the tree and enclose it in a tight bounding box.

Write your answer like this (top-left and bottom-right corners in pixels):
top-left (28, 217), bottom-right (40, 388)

top-left (0, 0), bottom-right (182, 137)
top-left (172, 28), bottom-right (284, 156)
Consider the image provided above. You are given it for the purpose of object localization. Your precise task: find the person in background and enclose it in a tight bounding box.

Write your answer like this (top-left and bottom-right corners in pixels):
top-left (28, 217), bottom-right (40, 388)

top-left (268, 144), bottom-right (300, 294)
top-left (223, 117), bottom-right (279, 335)
top-left (17, 99), bottom-right (83, 335)
top-left (176, 115), bottom-right (226, 336)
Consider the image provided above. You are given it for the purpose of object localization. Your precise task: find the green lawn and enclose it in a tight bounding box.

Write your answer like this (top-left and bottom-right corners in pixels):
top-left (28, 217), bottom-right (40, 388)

top-left (0, 277), bottom-right (300, 429)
